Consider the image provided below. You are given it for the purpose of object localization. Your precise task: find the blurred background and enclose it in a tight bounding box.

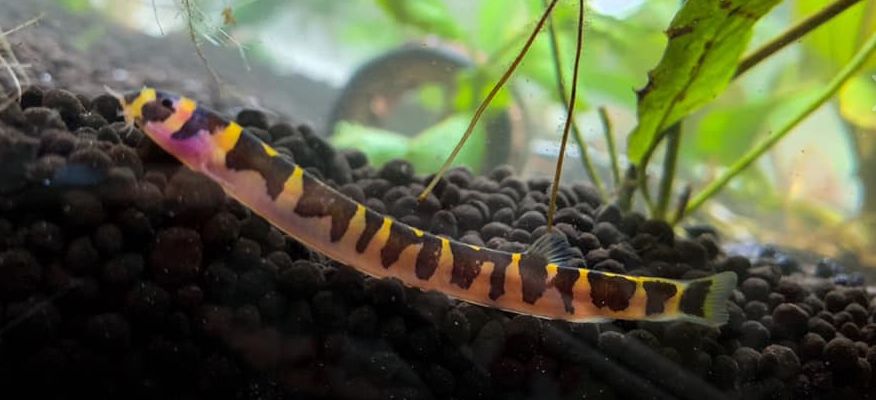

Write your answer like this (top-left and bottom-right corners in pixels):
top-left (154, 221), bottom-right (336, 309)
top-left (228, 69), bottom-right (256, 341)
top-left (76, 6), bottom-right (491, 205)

top-left (5, 0), bottom-right (876, 265)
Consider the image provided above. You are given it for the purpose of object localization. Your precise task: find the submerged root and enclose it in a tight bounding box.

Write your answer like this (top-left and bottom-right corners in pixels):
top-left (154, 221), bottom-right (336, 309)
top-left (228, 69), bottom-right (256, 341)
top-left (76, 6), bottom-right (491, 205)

top-left (178, 0), bottom-right (223, 94)
top-left (168, 0), bottom-right (257, 94)
top-left (0, 14), bottom-right (41, 112)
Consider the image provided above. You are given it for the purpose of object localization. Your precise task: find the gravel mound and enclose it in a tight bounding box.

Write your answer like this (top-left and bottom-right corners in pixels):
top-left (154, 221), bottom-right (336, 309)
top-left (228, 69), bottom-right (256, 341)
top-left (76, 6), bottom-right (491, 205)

top-left (1, 87), bottom-right (875, 399)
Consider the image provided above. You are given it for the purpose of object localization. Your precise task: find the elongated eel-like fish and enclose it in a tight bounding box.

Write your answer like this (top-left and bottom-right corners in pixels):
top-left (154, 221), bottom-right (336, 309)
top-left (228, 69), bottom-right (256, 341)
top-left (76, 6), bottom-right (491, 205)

top-left (120, 88), bottom-right (737, 326)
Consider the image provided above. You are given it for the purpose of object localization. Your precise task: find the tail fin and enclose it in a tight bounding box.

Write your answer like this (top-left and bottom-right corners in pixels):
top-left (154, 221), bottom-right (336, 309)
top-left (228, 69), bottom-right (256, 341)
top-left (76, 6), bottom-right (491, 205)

top-left (678, 271), bottom-right (737, 326)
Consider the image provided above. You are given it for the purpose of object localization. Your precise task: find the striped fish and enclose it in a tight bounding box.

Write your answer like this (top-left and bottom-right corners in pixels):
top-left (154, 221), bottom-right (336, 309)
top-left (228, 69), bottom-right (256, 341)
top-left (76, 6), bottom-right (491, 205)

top-left (120, 87), bottom-right (737, 326)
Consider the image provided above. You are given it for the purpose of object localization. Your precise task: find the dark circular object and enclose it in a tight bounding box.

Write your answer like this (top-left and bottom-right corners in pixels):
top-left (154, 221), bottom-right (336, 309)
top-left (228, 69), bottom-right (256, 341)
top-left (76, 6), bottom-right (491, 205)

top-left (347, 305), bottom-right (378, 336)
top-left (514, 211), bottom-right (547, 232)
top-left (710, 354), bottom-right (739, 389)
top-left (595, 204), bottom-right (622, 225)
top-left (0, 249), bottom-right (41, 301)
top-left (164, 168), bottom-right (226, 221)
top-left (744, 301), bottom-right (769, 321)
top-left (739, 320), bottom-right (770, 349)
top-left (277, 260), bottom-right (324, 298)
top-left (481, 222), bottom-right (511, 241)
top-left (225, 239), bottom-right (260, 271)
top-left (553, 207), bottom-right (594, 233)
top-left (761, 344), bottom-right (801, 380)
top-left (20, 85), bottom-right (44, 109)
top-left (27, 220), bottom-right (64, 254)
top-left (808, 317), bottom-right (836, 341)
top-left (824, 337), bottom-right (859, 371)
top-left (90, 94), bottom-right (122, 122)
top-left (201, 212), bottom-right (241, 247)
top-left (675, 239), bottom-right (709, 270)
top-left (102, 253), bottom-right (145, 288)
top-left (42, 88), bottom-right (85, 127)
top-left (22, 107), bottom-right (67, 135)
top-left (740, 277), bottom-right (770, 302)
top-left (150, 227), bottom-right (202, 287)
top-left (638, 219), bottom-right (674, 246)
top-left (593, 222), bottom-right (623, 247)
top-left (237, 266), bottom-right (275, 301)
top-left (824, 290), bottom-right (849, 313)
top-left (64, 236), bottom-right (100, 275)
top-left (378, 159), bottom-right (415, 185)
top-left (451, 204), bottom-right (484, 233)
top-left (772, 303), bottom-right (810, 339)
top-left (92, 224), bottom-right (123, 257)
top-left (236, 109), bottom-right (270, 129)
top-left (800, 332), bottom-right (826, 360)
top-left (68, 147), bottom-right (113, 173)
top-left (365, 277), bottom-right (406, 307)
top-left (85, 313), bottom-right (131, 350)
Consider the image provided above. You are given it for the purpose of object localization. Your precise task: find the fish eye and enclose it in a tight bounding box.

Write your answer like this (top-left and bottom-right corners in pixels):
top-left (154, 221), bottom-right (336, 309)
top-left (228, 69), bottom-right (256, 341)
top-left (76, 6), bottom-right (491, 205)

top-left (160, 98), bottom-right (174, 109)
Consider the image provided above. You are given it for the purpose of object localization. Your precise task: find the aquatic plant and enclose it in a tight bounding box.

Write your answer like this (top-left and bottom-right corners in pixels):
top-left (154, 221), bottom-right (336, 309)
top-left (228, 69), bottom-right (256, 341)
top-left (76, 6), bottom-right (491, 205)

top-left (367, 0), bottom-right (876, 249)
top-left (79, 0), bottom-right (876, 249)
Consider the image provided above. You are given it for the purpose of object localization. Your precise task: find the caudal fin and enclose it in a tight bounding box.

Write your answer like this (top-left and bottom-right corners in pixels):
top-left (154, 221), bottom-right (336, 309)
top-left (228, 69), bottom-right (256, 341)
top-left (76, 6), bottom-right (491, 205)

top-left (678, 271), bottom-right (738, 326)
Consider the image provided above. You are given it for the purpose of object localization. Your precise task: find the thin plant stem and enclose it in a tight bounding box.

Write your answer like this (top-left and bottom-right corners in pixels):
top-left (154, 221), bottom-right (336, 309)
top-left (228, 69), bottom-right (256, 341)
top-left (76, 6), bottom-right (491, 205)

top-left (1, 13), bottom-right (42, 36)
top-left (180, 0), bottom-right (222, 93)
top-left (735, 0), bottom-right (862, 78)
top-left (637, 159), bottom-right (655, 214)
top-left (152, 0), bottom-right (166, 35)
top-left (418, 0), bottom-right (561, 202)
top-left (654, 122), bottom-right (681, 220)
top-left (598, 106), bottom-right (621, 188)
top-left (687, 30), bottom-right (876, 216)
top-left (543, 0), bottom-right (605, 198)
top-left (547, 0), bottom-right (585, 231)
top-left (0, 16), bottom-right (39, 111)
top-left (617, 165), bottom-right (638, 212)
top-left (670, 184), bottom-right (692, 225)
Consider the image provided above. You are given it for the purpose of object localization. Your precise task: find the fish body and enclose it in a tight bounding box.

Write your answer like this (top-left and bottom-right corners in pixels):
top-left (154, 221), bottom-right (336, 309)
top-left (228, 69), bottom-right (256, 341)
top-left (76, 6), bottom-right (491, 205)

top-left (121, 88), bottom-right (736, 326)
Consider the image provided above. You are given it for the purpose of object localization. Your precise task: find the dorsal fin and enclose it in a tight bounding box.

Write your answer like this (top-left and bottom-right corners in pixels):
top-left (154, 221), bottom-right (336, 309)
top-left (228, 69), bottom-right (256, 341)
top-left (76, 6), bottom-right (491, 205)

top-left (527, 231), bottom-right (576, 267)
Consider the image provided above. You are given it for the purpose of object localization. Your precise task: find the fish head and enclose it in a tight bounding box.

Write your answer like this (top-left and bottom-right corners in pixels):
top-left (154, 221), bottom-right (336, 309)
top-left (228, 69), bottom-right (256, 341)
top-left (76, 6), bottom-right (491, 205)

top-left (120, 87), bottom-right (218, 170)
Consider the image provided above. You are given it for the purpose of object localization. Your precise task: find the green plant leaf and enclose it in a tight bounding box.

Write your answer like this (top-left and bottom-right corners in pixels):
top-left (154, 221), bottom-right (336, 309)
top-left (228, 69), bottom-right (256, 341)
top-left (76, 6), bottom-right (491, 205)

top-left (839, 74), bottom-right (876, 130)
top-left (56, 0), bottom-right (91, 12)
top-left (452, 69), bottom-right (512, 113)
top-left (795, 1), bottom-right (876, 72)
top-left (407, 113), bottom-right (487, 173)
top-left (331, 122), bottom-right (410, 167)
top-left (375, 0), bottom-right (462, 40)
top-left (687, 100), bottom-right (776, 165)
top-left (626, 0), bottom-right (781, 165)
top-left (795, 0), bottom-right (875, 131)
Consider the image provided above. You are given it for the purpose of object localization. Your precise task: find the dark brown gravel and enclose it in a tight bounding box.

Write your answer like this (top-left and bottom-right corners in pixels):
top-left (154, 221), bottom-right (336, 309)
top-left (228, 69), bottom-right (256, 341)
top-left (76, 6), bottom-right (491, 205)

top-left (2, 87), bottom-right (876, 400)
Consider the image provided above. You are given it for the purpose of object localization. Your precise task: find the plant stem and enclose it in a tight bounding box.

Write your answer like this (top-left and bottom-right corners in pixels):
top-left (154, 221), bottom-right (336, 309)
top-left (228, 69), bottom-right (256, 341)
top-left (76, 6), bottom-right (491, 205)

top-left (418, 0), bottom-right (561, 202)
top-left (655, 122), bottom-right (681, 220)
top-left (636, 152), bottom-right (655, 214)
top-left (670, 184), bottom-right (692, 225)
top-left (543, 0), bottom-right (606, 199)
top-left (687, 30), bottom-right (876, 216)
top-left (547, 0), bottom-right (586, 231)
top-left (617, 165), bottom-right (638, 212)
top-left (735, 0), bottom-right (863, 78)
top-left (599, 106), bottom-right (621, 189)
top-left (180, 0), bottom-right (222, 95)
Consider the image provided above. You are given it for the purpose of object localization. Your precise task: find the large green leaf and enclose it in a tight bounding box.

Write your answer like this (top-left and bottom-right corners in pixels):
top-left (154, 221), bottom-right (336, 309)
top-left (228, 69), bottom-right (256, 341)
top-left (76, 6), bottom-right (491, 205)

top-left (407, 113), bottom-right (487, 173)
top-left (795, 1), bottom-right (876, 72)
top-left (687, 99), bottom-right (778, 165)
top-left (795, 1), bottom-right (876, 130)
top-left (839, 74), bottom-right (876, 129)
top-left (331, 122), bottom-right (410, 167)
top-left (626, 0), bottom-right (781, 165)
